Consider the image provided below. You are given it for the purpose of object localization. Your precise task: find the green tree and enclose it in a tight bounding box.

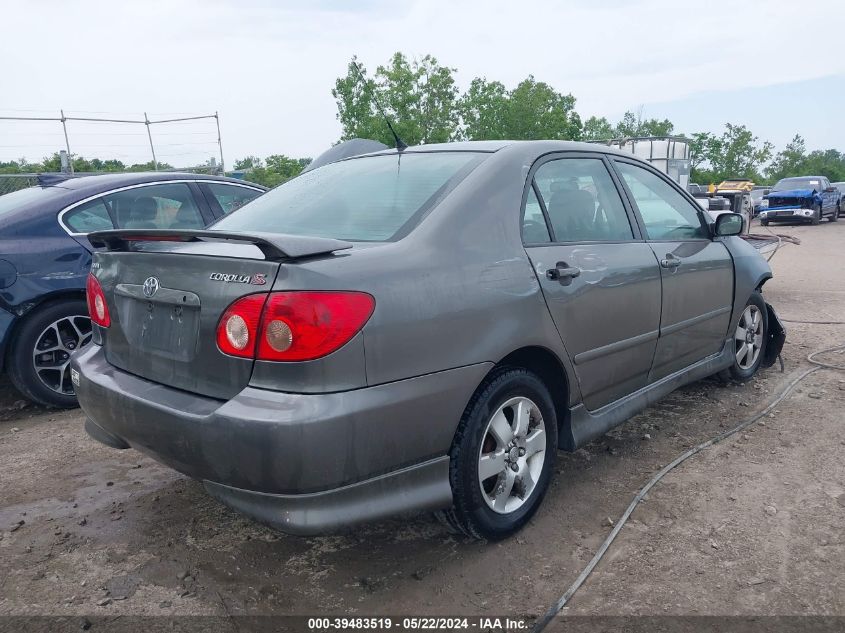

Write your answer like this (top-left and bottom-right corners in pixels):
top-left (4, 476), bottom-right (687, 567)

top-left (233, 155), bottom-right (262, 170)
top-left (799, 149), bottom-right (845, 182)
top-left (765, 135), bottom-right (806, 181)
top-left (688, 124), bottom-right (772, 183)
top-left (333, 53), bottom-right (461, 146)
top-left (459, 78), bottom-right (509, 140)
top-left (614, 110), bottom-right (674, 138)
top-left (459, 76), bottom-right (581, 141)
top-left (581, 116), bottom-right (615, 140)
top-left (232, 154), bottom-right (312, 188)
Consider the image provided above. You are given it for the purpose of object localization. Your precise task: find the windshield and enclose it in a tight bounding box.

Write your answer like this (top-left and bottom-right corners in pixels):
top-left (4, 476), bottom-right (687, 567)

top-left (772, 177), bottom-right (822, 192)
top-left (213, 152), bottom-right (487, 241)
top-left (0, 186), bottom-right (65, 217)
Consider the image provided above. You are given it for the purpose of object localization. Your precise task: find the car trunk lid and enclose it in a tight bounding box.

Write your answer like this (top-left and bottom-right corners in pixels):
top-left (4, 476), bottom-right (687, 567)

top-left (88, 230), bottom-right (352, 400)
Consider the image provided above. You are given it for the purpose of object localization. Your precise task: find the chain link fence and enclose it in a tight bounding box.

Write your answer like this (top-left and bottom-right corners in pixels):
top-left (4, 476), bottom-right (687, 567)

top-left (0, 174), bottom-right (39, 195)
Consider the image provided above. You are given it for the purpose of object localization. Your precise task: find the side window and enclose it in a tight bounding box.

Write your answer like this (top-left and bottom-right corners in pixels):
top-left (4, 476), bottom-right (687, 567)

top-left (63, 199), bottom-right (114, 233)
top-left (103, 183), bottom-right (203, 229)
top-left (522, 187), bottom-right (551, 243)
top-left (533, 158), bottom-right (633, 242)
top-left (615, 162), bottom-right (708, 240)
top-left (205, 183), bottom-right (262, 215)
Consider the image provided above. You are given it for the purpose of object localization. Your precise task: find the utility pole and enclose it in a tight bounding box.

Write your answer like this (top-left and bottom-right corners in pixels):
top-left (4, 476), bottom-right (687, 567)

top-left (60, 109), bottom-right (74, 174)
top-left (144, 112), bottom-right (158, 170)
top-left (215, 111), bottom-right (225, 174)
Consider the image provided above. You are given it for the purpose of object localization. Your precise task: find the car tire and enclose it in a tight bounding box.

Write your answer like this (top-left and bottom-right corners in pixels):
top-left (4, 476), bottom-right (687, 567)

top-left (437, 367), bottom-right (557, 540)
top-left (831, 205), bottom-right (839, 222)
top-left (810, 204), bottom-right (821, 225)
top-left (760, 219), bottom-right (769, 226)
top-left (722, 292), bottom-right (768, 383)
top-left (7, 299), bottom-right (92, 408)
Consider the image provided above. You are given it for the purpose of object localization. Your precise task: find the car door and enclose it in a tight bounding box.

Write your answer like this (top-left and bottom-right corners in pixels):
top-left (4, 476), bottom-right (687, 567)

top-left (523, 154), bottom-right (663, 410)
top-left (821, 178), bottom-right (836, 215)
top-left (612, 159), bottom-right (734, 382)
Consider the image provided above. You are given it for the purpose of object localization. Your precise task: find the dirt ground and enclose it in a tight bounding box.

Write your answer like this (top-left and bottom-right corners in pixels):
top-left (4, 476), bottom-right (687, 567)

top-left (1, 218), bottom-right (844, 624)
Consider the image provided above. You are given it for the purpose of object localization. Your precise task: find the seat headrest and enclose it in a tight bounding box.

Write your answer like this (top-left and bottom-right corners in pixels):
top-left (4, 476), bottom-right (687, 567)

top-left (131, 196), bottom-right (158, 221)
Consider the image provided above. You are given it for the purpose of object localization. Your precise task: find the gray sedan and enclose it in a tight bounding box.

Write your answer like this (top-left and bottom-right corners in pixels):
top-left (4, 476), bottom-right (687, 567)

top-left (72, 141), bottom-right (784, 540)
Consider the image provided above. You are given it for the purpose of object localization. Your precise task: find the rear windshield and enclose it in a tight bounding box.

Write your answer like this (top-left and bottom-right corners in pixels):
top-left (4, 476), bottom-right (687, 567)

top-left (212, 152), bottom-right (486, 241)
top-left (0, 186), bottom-right (66, 217)
top-left (772, 177), bottom-right (821, 191)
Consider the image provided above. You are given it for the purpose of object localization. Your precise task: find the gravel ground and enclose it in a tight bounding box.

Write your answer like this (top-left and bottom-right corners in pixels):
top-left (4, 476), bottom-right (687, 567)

top-left (0, 218), bottom-right (843, 623)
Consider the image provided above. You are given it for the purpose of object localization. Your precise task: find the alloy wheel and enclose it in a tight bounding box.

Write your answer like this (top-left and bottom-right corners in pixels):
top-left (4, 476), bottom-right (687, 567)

top-left (735, 305), bottom-right (762, 370)
top-left (31, 315), bottom-right (92, 396)
top-left (478, 396), bottom-right (546, 514)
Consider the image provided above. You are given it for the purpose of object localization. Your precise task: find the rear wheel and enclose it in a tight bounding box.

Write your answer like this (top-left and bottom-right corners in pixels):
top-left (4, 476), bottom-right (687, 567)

top-left (438, 367), bottom-right (557, 540)
top-left (7, 300), bottom-right (92, 408)
top-left (724, 292), bottom-right (768, 383)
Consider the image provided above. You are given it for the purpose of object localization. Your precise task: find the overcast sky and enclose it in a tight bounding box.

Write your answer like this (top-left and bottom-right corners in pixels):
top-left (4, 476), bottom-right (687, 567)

top-left (2, 0), bottom-right (843, 168)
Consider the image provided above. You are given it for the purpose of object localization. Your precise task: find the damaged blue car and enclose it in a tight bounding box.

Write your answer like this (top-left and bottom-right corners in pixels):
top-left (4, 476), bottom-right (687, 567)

top-left (759, 176), bottom-right (841, 226)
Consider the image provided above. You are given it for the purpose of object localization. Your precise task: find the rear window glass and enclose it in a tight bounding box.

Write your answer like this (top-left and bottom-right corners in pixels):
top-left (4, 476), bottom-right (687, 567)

top-left (212, 152), bottom-right (486, 241)
top-left (0, 186), bottom-right (66, 217)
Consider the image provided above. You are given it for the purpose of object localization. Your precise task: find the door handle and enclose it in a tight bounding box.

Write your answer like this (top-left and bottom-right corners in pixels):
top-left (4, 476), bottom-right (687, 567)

top-left (546, 261), bottom-right (581, 283)
top-left (660, 254), bottom-right (682, 269)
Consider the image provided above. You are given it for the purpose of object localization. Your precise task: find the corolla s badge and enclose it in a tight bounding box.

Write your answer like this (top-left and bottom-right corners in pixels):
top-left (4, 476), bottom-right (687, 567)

top-left (142, 276), bottom-right (160, 298)
top-left (209, 272), bottom-right (267, 285)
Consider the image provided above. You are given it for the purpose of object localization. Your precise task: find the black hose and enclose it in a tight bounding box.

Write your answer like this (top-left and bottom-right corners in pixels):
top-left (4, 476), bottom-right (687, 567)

top-left (532, 341), bottom-right (845, 632)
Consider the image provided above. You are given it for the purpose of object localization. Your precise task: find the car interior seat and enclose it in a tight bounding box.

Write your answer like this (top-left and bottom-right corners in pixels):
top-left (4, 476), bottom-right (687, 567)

top-left (169, 201), bottom-right (202, 229)
top-left (123, 196), bottom-right (159, 229)
top-left (548, 189), bottom-right (597, 242)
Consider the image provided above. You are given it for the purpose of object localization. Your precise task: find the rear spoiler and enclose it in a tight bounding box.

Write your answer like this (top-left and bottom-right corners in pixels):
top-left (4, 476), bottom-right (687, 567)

top-left (88, 229), bottom-right (353, 261)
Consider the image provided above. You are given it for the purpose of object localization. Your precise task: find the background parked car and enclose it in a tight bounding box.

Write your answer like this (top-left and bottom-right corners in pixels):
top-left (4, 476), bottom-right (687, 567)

top-left (834, 182), bottom-right (845, 217)
top-left (750, 186), bottom-right (770, 216)
top-left (0, 173), bottom-right (265, 407)
top-left (760, 176), bottom-right (840, 225)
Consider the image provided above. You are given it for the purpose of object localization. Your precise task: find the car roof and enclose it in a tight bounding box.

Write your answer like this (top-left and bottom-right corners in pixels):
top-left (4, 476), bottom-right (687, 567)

top-left (348, 139), bottom-right (640, 161)
top-left (41, 171), bottom-right (264, 194)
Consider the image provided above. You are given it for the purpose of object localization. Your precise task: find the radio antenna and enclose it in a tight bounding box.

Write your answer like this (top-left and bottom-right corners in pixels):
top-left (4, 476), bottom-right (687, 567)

top-left (351, 60), bottom-right (407, 151)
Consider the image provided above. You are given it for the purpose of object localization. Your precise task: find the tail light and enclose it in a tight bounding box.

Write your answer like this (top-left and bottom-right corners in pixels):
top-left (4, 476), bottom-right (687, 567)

top-left (216, 291), bottom-right (374, 362)
top-left (86, 274), bottom-right (111, 328)
top-left (216, 294), bottom-right (267, 358)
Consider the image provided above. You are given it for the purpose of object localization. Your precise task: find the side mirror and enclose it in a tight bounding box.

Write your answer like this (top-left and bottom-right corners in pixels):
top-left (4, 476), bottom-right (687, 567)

top-left (714, 212), bottom-right (744, 237)
top-left (825, 186), bottom-right (836, 193)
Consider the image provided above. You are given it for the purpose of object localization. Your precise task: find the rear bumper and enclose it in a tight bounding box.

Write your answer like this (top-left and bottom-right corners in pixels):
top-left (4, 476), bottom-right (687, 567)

top-left (71, 345), bottom-right (491, 533)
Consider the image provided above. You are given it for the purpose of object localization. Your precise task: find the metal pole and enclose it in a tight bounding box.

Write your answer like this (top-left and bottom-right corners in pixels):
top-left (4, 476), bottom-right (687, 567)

top-left (215, 111), bottom-right (225, 175)
top-left (144, 112), bottom-right (158, 171)
top-left (60, 109), bottom-right (74, 174)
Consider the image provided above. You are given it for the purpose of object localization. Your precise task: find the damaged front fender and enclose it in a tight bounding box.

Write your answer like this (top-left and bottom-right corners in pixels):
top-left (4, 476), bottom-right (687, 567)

top-left (761, 302), bottom-right (786, 369)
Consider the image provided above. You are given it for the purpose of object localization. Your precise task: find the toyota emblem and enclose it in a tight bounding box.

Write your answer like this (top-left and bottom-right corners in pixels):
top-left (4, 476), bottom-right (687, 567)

top-left (142, 276), bottom-right (160, 298)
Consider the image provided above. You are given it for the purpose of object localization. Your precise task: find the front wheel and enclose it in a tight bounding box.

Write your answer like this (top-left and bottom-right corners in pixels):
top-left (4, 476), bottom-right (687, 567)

top-left (7, 299), bottom-right (92, 408)
top-left (831, 205), bottom-right (839, 222)
top-left (760, 219), bottom-right (770, 226)
top-left (810, 204), bottom-right (821, 225)
top-left (724, 292), bottom-right (768, 382)
top-left (438, 368), bottom-right (557, 540)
